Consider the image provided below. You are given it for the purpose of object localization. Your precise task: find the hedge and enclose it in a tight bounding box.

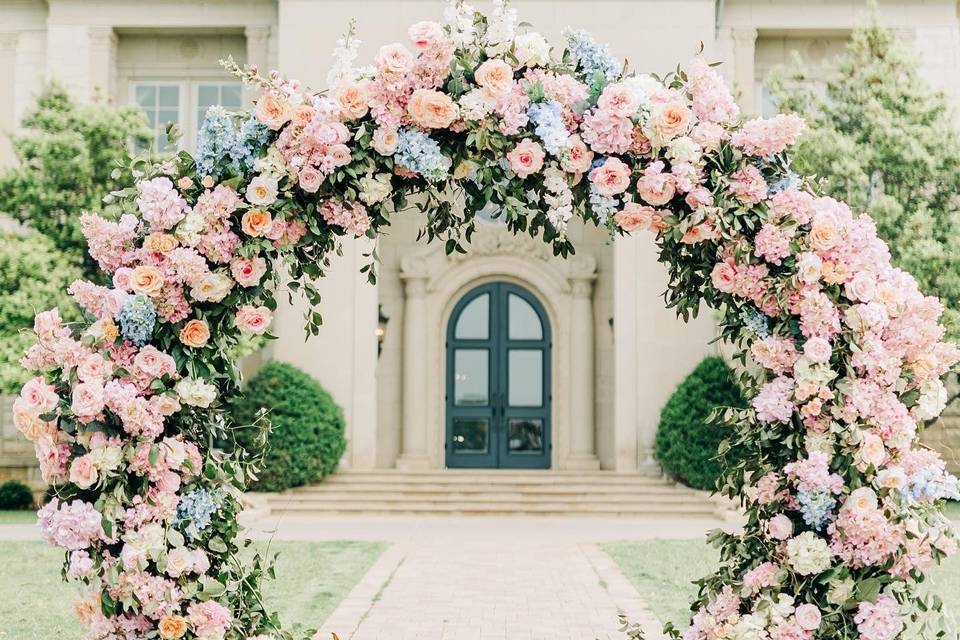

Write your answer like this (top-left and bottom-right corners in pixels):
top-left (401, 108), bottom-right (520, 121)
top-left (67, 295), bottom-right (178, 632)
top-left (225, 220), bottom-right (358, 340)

top-left (232, 362), bottom-right (346, 491)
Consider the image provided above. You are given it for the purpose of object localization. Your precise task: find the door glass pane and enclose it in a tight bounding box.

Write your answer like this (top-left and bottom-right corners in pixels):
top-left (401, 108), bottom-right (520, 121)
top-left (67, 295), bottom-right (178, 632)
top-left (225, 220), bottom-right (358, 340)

top-left (454, 349), bottom-right (488, 406)
top-left (221, 84), bottom-right (243, 108)
top-left (454, 293), bottom-right (489, 340)
top-left (133, 84), bottom-right (180, 152)
top-left (508, 349), bottom-right (542, 406)
top-left (158, 85), bottom-right (179, 107)
top-left (453, 418), bottom-right (489, 453)
top-left (508, 294), bottom-right (542, 340)
top-left (508, 419), bottom-right (544, 453)
top-left (135, 85), bottom-right (155, 107)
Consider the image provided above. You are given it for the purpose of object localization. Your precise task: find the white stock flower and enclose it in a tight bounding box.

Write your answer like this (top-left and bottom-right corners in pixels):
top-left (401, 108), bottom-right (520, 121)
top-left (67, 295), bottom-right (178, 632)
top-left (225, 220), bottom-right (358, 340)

top-left (514, 32), bottom-right (551, 67)
top-left (176, 378), bottom-right (217, 408)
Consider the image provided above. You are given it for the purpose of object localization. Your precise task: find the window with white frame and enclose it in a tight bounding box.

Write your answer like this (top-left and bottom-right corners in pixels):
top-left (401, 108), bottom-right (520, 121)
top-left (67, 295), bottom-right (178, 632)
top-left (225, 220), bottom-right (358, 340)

top-left (132, 80), bottom-right (244, 153)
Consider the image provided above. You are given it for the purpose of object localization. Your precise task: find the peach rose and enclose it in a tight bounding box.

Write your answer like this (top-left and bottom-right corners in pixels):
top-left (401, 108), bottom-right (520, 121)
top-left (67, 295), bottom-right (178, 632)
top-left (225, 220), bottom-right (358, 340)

top-left (651, 101), bottom-right (692, 139)
top-left (408, 21), bottom-right (445, 50)
top-left (408, 89), bottom-right (459, 129)
top-left (130, 265), bottom-right (165, 297)
top-left (235, 305), bottom-right (273, 335)
top-left (292, 105), bottom-right (314, 128)
top-left (809, 212), bottom-right (839, 252)
top-left (69, 455), bottom-right (98, 489)
top-left (158, 614), bottom-right (188, 640)
top-left (589, 157), bottom-right (632, 197)
top-left (506, 139), bottom-right (545, 178)
top-left (241, 209), bottom-right (273, 237)
top-left (255, 91), bottom-right (292, 130)
top-left (336, 80), bottom-right (371, 121)
top-left (560, 135), bottom-right (594, 175)
top-left (179, 319), bottom-right (210, 348)
top-left (144, 233), bottom-right (178, 253)
top-left (176, 176), bottom-right (192, 190)
top-left (13, 397), bottom-right (55, 441)
top-left (201, 175), bottom-right (215, 189)
top-left (230, 256), bottom-right (267, 287)
top-left (474, 58), bottom-right (514, 99)
top-left (613, 202), bottom-right (661, 233)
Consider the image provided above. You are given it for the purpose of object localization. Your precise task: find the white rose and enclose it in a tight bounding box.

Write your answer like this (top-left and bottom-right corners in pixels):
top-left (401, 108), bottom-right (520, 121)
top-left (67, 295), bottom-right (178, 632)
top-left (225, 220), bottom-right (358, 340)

top-left (786, 531), bottom-right (832, 576)
top-left (667, 137), bottom-right (701, 164)
top-left (190, 272), bottom-right (234, 303)
top-left (163, 437), bottom-right (187, 468)
top-left (166, 546), bottom-right (195, 577)
top-left (916, 379), bottom-right (947, 421)
top-left (176, 211), bottom-right (206, 247)
top-left (245, 175), bottom-right (279, 206)
top-left (856, 432), bottom-right (886, 469)
top-left (359, 173), bottom-right (393, 205)
top-left (513, 32), bottom-right (551, 67)
top-left (826, 577), bottom-right (855, 605)
top-left (176, 378), bottom-right (217, 408)
top-left (876, 467), bottom-right (907, 491)
top-left (797, 252), bottom-right (822, 285)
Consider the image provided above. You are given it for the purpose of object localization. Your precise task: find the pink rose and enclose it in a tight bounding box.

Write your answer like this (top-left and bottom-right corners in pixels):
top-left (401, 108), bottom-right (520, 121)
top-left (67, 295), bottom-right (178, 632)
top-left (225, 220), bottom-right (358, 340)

top-left (474, 58), bottom-right (514, 100)
top-left (685, 186), bottom-right (713, 209)
top-left (711, 261), bottom-right (737, 293)
top-left (230, 256), bottom-right (267, 287)
top-left (298, 167), bottom-right (323, 193)
top-left (20, 377), bottom-right (60, 414)
top-left (795, 604), bottom-right (822, 631)
top-left (77, 354), bottom-right (110, 383)
top-left (845, 270), bottom-right (877, 303)
top-left (71, 382), bottom-right (105, 421)
top-left (613, 203), bottom-right (663, 233)
top-left (69, 455), bottom-right (98, 489)
top-left (235, 305), bottom-right (273, 336)
top-left (408, 21), bottom-right (445, 50)
top-left (589, 157), bottom-right (632, 197)
top-left (766, 513), bottom-right (793, 540)
top-left (597, 82), bottom-right (639, 117)
top-left (506, 139), bottom-right (545, 178)
top-left (560, 135), bottom-right (594, 174)
top-left (376, 43), bottom-right (415, 75)
top-left (134, 345), bottom-right (175, 379)
top-left (637, 166), bottom-right (676, 206)
top-left (112, 267), bottom-right (133, 292)
top-left (803, 337), bottom-right (832, 364)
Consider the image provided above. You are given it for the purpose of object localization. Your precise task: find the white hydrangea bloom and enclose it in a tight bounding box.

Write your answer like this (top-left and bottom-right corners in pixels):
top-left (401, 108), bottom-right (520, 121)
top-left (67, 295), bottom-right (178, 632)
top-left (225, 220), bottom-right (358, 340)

top-left (459, 88), bottom-right (495, 121)
top-left (916, 378), bottom-right (947, 420)
top-left (786, 532), bottom-right (832, 576)
top-left (359, 173), bottom-right (393, 205)
top-left (514, 32), bottom-right (551, 67)
top-left (443, 0), bottom-right (477, 49)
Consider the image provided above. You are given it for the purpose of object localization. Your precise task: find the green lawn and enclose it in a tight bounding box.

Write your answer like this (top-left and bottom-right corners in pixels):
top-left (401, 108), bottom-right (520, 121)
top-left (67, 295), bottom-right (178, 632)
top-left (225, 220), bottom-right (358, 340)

top-left (0, 510), bottom-right (37, 525)
top-left (0, 539), bottom-right (384, 640)
top-left (604, 537), bottom-right (960, 631)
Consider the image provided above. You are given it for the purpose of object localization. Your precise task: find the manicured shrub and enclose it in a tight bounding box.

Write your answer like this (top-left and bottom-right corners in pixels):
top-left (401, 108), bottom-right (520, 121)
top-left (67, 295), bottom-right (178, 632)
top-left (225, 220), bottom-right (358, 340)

top-left (0, 480), bottom-right (35, 510)
top-left (232, 362), bottom-right (346, 491)
top-left (655, 356), bottom-right (746, 491)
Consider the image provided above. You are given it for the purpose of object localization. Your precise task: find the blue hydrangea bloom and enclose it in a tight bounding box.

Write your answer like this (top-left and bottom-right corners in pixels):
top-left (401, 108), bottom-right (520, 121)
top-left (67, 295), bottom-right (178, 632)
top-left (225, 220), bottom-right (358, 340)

top-left (905, 468), bottom-right (960, 503)
top-left (395, 128), bottom-right (451, 182)
top-left (527, 100), bottom-right (570, 156)
top-left (767, 170), bottom-right (801, 195)
top-left (565, 30), bottom-right (622, 82)
top-left (589, 184), bottom-right (618, 225)
top-left (196, 106), bottom-right (270, 179)
top-left (797, 490), bottom-right (836, 530)
top-left (741, 308), bottom-right (770, 339)
top-left (117, 294), bottom-right (156, 346)
top-left (174, 488), bottom-right (223, 540)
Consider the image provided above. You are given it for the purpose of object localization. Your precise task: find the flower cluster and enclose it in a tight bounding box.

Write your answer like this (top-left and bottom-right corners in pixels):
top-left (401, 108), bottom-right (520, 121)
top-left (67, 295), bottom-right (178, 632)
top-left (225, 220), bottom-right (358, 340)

top-left (17, 2), bottom-right (959, 639)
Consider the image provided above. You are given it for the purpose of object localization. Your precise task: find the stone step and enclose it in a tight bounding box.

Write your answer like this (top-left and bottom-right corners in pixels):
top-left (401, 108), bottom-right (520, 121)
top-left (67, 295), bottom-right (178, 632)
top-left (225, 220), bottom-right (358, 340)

top-left (269, 500), bottom-right (719, 517)
top-left (275, 491), bottom-right (709, 504)
top-left (323, 472), bottom-right (674, 486)
top-left (293, 482), bottom-right (695, 496)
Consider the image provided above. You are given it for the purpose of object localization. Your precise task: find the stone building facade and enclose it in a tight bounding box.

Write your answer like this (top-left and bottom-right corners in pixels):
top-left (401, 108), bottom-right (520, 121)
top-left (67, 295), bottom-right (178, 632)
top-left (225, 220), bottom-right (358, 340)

top-left (2, 0), bottom-right (959, 476)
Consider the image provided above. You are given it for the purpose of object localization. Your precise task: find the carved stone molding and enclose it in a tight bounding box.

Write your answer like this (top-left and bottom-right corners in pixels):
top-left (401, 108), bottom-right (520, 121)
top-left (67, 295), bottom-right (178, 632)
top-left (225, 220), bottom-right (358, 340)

top-left (448, 226), bottom-right (554, 262)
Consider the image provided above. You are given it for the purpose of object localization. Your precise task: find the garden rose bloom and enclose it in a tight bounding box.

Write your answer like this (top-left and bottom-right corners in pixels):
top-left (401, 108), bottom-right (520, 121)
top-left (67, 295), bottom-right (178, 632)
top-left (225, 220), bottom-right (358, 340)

top-left (711, 260), bottom-right (737, 293)
top-left (175, 378), bottom-right (217, 408)
top-left (144, 232), bottom-right (178, 253)
top-left (372, 127), bottom-right (399, 155)
top-left (20, 377), bottom-right (59, 414)
top-left (845, 270), bottom-right (877, 303)
top-left (474, 58), bottom-right (514, 99)
top-left (130, 265), bottom-right (165, 296)
top-left (597, 82), bottom-right (639, 117)
top-left (650, 100), bottom-right (691, 139)
top-left (241, 209), bottom-right (273, 237)
top-left (298, 167), bottom-right (323, 193)
top-left (71, 382), bottom-right (105, 421)
top-left (190, 272), bottom-right (233, 303)
top-left (797, 252), bottom-right (822, 285)
top-left (408, 20), bottom-right (444, 50)
top-left (560, 135), bottom-right (594, 174)
top-left (857, 432), bottom-right (886, 469)
top-left (375, 42), bottom-right (415, 75)
top-left (255, 91), bottom-right (292, 130)
top-left (246, 176), bottom-right (279, 206)
top-left (847, 486), bottom-right (879, 513)
top-left (767, 513), bottom-right (793, 540)
top-left (795, 604), bottom-right (822, 631)
top-left (613, 203), bottom-right (662, 233)
top-left (292, 104), bottom-right (314, 127)
top-left (166, 547), bottom-right (195, 577)
top-left (69, 455), bottom-right (98, 489)
top-left (589, 157), bottom-right (632, 196)
top-left (235, 305), bottom-right (273, 335)
top-left (637, 165), bottom-right (676, 206)
top-left (335, 80), bottom-right (371, 120)
top-left (230, 256), bottom-right (267, 287)
top-left (179, 319), bottom-right (210, 348)
top-left (408, 89), bottom-right (459, 129)
top-left (803, 337), bottom-right (832, 364)
top-left (507, 139), bottom-right (545, 178)
top-left (158, 614), bottom-right (188, 639)
top-left (513, 32), bottom-right (551, 67)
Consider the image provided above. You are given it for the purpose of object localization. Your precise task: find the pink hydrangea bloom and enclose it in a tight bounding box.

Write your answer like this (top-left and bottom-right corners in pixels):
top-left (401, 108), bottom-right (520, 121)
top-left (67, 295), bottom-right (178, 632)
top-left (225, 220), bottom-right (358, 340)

top-left (753, 376), bottom-right (794, 423)
top-left (136, 177), bottom-right (190, 231)
top-left (38, 498), bottom-right (104, 550)
top-left (728, 165), bottom-right (768, 205)
top-left (854, 595), bottom-right (903, 640)
top-left (685, 58), bottom-right (739, 125)
top-left (320, 199), bottom-right (371, 236)
top-left (731, 114), bottom-right (806, 157)
top-left (81, 212), bottom-right (139, 272)
top-left (751, 336), bottom-right (799, 375)
top-left (755, 223), bottom-right (794, 265)
top-left (581, 108), bottom-right (633, 154)
top-left (187, 601), bottom-right (232, 639)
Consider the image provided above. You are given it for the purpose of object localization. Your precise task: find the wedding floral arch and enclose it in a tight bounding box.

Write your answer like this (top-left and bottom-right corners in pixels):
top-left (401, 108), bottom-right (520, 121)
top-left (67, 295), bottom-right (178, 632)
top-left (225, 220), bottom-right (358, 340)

top-left (14, 2), bottom-right (960, 639)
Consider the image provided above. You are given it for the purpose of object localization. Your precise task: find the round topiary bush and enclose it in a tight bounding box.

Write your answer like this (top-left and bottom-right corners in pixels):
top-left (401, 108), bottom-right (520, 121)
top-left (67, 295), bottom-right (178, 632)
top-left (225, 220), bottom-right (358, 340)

top-left (232, 362), bottom-right (346, 492)
top-left (655, 356), bottom-right (746, 491)
top-left (0, 480), bottom-right (35, 510)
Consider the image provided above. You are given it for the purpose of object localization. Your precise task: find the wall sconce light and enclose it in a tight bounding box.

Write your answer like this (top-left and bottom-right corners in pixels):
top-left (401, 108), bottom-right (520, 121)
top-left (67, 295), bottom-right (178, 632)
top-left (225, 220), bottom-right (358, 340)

top-left (377, 305), bottom-right (389, 357)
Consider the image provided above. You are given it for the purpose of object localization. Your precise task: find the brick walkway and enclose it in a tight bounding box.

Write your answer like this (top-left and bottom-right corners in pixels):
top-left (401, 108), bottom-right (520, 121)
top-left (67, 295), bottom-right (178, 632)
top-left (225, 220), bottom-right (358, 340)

top-left (310, 523), bottom-right (670, 640)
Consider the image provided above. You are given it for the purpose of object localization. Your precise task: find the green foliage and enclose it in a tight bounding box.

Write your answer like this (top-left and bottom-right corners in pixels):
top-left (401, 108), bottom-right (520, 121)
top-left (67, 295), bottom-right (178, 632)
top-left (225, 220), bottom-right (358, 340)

top-left (655, 356), bottom-right (746, 491)
top-left (231, 362), bottom-right (346, 492)
top-left (0, 85), bottom-right (151, 277)
top-left (0, 232), bottom-right (82, 394)
top-left (769, 25), bottom-right (960, 340)
top-left (0, 480), bottom-right (35, 510)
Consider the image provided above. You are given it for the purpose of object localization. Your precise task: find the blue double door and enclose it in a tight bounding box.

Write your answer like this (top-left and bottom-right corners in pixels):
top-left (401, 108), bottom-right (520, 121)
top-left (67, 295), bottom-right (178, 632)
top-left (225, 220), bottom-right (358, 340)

top-left (446, 282), bottom-right (551, 469)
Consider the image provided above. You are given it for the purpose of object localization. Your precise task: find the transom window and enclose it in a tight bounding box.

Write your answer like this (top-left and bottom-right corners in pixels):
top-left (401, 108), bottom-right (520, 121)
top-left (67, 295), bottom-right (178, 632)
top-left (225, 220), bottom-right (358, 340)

top-left (132, 80), bottom-right (244, 153)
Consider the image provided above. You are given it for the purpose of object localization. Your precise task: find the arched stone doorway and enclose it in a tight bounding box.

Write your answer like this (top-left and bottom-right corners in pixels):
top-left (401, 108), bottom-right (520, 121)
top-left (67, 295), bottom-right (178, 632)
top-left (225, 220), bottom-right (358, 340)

top-left (445, 282), bottom-right (552, 469)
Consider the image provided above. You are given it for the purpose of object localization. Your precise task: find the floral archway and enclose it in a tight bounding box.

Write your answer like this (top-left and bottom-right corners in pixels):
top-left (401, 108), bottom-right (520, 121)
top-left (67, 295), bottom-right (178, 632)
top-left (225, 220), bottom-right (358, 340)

top-left (13, 1), bottom-right (959, 639)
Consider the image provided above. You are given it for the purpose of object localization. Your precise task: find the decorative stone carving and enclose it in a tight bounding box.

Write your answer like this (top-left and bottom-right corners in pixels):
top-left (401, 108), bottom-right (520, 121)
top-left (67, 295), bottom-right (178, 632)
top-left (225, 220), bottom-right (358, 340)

top-left (448, 226), bottom-right (554, 262)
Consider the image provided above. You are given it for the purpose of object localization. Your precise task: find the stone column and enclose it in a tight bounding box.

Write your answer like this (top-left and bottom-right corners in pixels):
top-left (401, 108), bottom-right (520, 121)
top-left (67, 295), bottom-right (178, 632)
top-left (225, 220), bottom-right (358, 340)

top-left (244, 26), bottom-right (271, 104)
top-left (87, 26), bottom-right (116, 103)
top-left (566, 258), bottom-right (600, 470)
top-left (396, 264), bottom-right (431, 470)
top-left (732, 27), bottom-right (758, 115)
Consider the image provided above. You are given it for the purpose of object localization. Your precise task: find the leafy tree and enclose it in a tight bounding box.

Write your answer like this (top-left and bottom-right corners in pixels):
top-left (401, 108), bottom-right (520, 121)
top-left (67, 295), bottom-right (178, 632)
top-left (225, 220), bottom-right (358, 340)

top-left (770, 25), bottom-right (960, 341)
top-left (0, 231), bottom-right (82, 393)
top-left (0, 85), bottom-right (152, 276)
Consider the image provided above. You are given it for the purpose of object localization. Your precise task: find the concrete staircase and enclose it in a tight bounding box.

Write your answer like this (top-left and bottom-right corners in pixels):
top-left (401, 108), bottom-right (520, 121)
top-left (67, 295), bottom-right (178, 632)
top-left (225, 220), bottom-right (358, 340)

top-left (264, 470), bottom-right (722, 517)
